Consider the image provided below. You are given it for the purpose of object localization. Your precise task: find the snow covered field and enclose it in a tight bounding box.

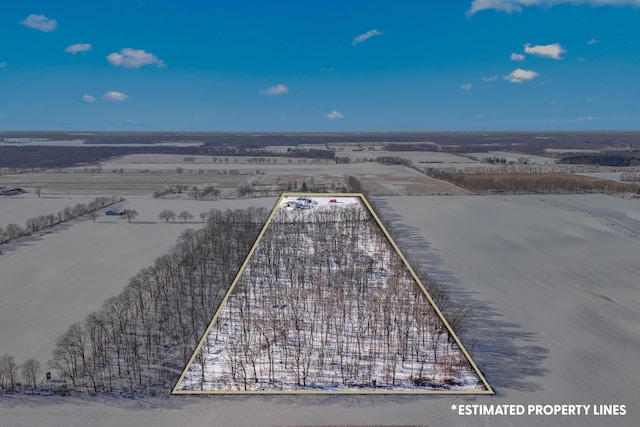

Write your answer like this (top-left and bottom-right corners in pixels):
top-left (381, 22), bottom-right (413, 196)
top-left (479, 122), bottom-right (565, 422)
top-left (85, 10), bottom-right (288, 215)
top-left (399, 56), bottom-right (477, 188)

top-left (468, 151), bottom-right (555, 165)
top-left (0, 193), bottom-right (106, 229)
top-left (0, 197), bottom-right (276, 367)
top-left (3, 194), bottom-right (638, 425)
top-left (576, 172), bottom-right (627, 183)
top-left (2, 154), bottom-right (639, 425)
top-left (1, 155), bottom-right (466, 196)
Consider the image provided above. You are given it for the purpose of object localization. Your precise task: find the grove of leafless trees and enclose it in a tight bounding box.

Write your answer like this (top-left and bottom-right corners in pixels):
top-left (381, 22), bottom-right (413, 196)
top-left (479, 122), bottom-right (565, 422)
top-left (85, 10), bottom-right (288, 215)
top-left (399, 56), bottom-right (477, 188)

top-left (179, 202), bottom-right (482, 392)
top-left (47, 207), bottom-right (269, 393)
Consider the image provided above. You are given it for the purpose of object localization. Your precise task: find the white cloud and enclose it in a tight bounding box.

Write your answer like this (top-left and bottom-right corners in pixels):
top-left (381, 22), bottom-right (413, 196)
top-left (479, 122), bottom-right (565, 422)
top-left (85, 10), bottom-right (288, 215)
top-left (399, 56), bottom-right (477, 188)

top-left (320, 67), bottom-right (335, 72)
top-left (65, 43), bottom-right (92, 54)
top-left (0, 112), bottom-right (5, 119)
top-left (468, 0), bottom-right (640, 16)
top-left (460, 83), bottom-right (473, 91)
top-left (352, 29), bottom-right (384, 45)
top-left (325, 110), bottom-right (344, 120)
top-left (260, 84), bottom-right (289, 96)
top-left (524, 43), bottom-right (566, 60)
top-left (82, 94), bottom-right (96, 103)
top-left (578, 116), bottom-right (602, 121)
top-left (482, 75), bottom-right (499, 82)
top-left (20, 14), bottom-right (58, 32)
top-left (587, 38), bottom-right (600, 45)
top-left (102, 91), bottom-right (128, 101)
top-left (107, 48), bottom-right (166, 68)
top-left (0, 62), bottom-right (6, 68)
top-left (504, 68), bottom-right (539, 83)
top-left (510, 52), bottom-right (526, 61)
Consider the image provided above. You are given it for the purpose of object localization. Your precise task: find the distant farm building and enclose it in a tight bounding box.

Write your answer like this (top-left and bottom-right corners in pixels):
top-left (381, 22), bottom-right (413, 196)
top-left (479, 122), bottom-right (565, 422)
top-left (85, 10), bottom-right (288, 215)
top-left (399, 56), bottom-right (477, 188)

top-left (105, 209), bottom-right (127, 216)
top-left (0, 187), bottom-right (26, 196)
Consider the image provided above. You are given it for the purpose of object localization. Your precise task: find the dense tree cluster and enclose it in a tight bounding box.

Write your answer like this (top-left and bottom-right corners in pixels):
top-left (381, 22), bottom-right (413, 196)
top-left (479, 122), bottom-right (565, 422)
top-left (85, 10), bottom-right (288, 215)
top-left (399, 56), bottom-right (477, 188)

top-left (179, 203), bottom-right (481, 392)
top-left (48, 208), bottom-right (268, 393)
top-left (424, 169), bottom-right (640, 194)
top-left (559, 153), bottom-right (640, 167)
top-left (620, 171), bottom-right (640, 182)
top-left (373, 156), bottom-right (413, 167)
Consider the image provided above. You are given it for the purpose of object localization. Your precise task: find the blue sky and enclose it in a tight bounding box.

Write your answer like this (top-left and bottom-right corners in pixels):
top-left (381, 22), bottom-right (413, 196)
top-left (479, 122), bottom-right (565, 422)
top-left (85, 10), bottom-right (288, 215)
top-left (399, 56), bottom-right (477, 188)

top-left (1, 0), bottom-right (639, 131)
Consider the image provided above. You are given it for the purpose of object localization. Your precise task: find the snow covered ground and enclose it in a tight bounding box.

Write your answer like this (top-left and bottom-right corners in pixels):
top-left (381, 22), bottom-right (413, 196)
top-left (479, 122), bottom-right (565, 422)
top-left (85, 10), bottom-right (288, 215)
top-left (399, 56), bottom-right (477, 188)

top-left (0, 193), bottom-right (105, 229)
top-left (0, 197), bottom-right (276, 367)
top-left (468, 151), bottom-right (555, 165)
top-left (178, 196), bottom-right (486, 393)
top-left (2, 189), bottom-right (639, 425)
top-left (576, 172), bottom-right (627, 183)
top-left (0, 164), bottom-right (640, 427)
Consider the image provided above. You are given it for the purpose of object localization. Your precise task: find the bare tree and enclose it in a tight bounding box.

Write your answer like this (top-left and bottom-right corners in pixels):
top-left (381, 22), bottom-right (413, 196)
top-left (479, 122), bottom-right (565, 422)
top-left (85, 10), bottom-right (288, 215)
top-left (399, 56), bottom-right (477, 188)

top-left (4, 223), bottom-right (23, 240)
top-left (0, 354), bottom-right (18, 390)
top-left (124, 209), bottom-right (138, 223)
top-left (21, 359), bottom-right (41, 388)
top-left (158, 210), bottom-right (176, 223)
top-left (178, 211), bottom-right (193, 223)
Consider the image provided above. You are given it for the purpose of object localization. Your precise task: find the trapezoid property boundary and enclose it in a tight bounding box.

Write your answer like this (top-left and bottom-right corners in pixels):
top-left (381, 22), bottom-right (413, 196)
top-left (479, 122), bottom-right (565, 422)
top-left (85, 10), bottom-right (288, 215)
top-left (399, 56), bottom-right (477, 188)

top-left (172, 192), bottom-right (494, 394)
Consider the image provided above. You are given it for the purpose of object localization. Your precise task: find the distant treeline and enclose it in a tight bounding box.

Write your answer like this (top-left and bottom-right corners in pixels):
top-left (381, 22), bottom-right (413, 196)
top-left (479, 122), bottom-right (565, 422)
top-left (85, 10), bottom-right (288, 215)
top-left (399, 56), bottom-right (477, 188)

top-left (0, 145), bottom-right (342, 169)
top-left (385, 143), bottom-right (440, 152)
top-left (0, 146), bottom-right (163, 168)
top-left (559, 152), bottom-right (640, 167)
top-left (425, 169), bottom-right (640, 194)
top-left (4, 132), bottom-right (640, 169)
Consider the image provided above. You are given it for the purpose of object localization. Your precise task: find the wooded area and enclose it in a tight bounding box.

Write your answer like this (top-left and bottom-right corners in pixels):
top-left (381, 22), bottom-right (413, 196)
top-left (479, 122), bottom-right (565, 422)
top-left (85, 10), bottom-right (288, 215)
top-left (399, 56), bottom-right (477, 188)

top-left (178, 201), bottom-right (482, 392)
top-left (46, 207), bottom-right (269, 393)
top-left (424, 170), bottom-right (640, 194)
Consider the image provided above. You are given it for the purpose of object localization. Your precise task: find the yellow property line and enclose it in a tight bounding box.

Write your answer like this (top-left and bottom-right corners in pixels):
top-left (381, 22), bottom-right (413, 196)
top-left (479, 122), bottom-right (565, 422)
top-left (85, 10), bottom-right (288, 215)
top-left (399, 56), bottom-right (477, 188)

top-left (172, 192), bottom-right (494, 395)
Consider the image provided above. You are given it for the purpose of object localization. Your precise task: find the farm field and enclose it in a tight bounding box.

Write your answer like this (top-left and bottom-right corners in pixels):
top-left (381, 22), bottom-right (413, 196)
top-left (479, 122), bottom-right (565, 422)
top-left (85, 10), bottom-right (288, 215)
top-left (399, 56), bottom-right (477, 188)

top-left (0, 193), bottom-right (111, 229)
top-left (0, 196), bottom-right (276, 367)
top-left (1, 192), bottom-right (639, 425)
top-left (1, 152), bottom-right (639, 426)
top-left (0, 170), bottom-right (251, 196)
top-left (467, 151), bottom-right (555, 164)
top-left (576, 172), bottom-right (630, 183)
top-left (1, 155), bottom-right (467, 197)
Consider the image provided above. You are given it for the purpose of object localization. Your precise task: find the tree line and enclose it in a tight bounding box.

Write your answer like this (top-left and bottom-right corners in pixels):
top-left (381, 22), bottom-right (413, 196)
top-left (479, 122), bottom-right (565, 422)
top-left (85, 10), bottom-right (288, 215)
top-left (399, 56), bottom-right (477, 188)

top-left (424, 169), bottom-right (640, 194)
top-left (0, 355), bottom-right (43, 391)
top-left (0, 196), bottom-right (121, 245)
top-left (46, 207), bottom-right (268, 393)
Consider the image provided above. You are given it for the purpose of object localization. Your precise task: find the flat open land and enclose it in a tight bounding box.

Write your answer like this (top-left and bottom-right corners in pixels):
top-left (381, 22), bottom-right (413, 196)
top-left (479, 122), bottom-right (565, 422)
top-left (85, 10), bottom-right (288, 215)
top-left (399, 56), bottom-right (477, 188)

top-left (0, 196), bottom-right (275, 367)
top-left (0, 194), bottom-right (105, 227)
top-left (2, 153), bottom-right (639, 426)
top-left (1, 154), bottom-right (466, 196)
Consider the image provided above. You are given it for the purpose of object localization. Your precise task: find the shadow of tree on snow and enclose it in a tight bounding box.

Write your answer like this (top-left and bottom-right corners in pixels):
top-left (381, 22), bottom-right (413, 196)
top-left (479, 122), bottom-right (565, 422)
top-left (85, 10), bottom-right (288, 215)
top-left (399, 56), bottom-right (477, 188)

top-left (369, 197), bottom-right (549, 394)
